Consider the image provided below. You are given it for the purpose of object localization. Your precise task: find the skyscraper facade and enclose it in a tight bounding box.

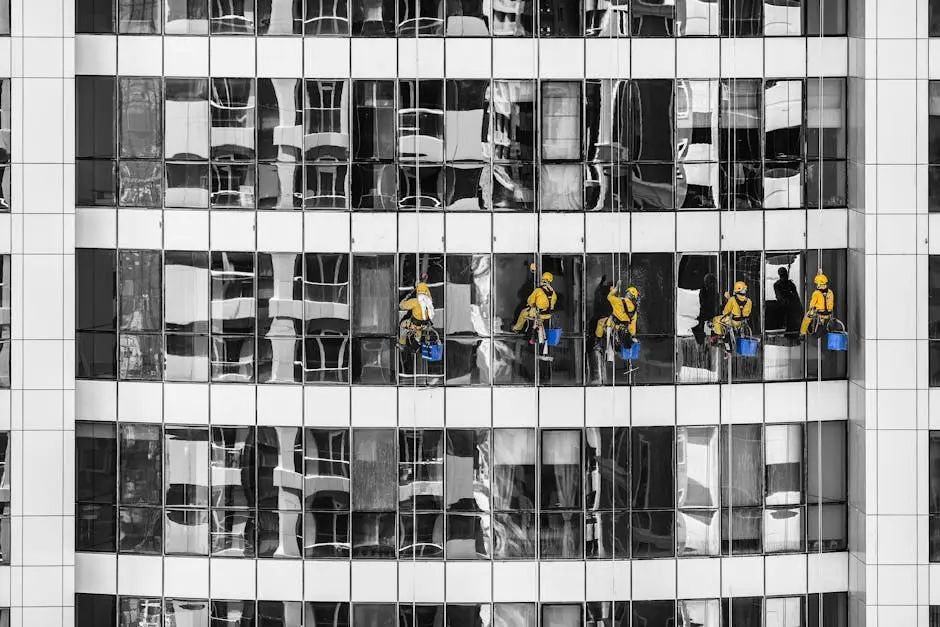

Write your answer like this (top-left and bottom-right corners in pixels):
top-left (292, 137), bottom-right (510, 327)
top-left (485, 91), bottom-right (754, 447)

top-left (0, 0), bottom-right (933, 624)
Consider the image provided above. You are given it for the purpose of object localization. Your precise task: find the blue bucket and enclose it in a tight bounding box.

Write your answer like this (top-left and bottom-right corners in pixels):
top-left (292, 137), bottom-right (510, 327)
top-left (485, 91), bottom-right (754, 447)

top-left (736, 337), bottom-right (759, 357)
top-left (620, 341), bottom-right (641, 361)
top-left (421, 343), bottom-right (443, 362)
top-left (827, 332), bottom-right (848, 351)
top-left (545, 328), bottom-right (562, 347)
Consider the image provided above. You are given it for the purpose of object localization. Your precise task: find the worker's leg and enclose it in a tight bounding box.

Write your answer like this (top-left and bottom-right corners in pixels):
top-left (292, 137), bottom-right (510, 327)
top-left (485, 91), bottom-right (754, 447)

top-left (512, 307), bottom-right (534, 332)
top-left (398, 319), bottom-right (412, 346)
top-left (800, 313), bottom-right (816, 336)
top-left (594, 318), bottom-right (607, 339)
top-left (711, 316), bottom-right (724, 338)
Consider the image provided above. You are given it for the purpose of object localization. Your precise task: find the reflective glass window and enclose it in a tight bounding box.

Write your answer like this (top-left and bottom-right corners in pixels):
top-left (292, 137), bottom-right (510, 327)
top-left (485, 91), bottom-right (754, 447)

top-left (631, 427), bottom-right (675, 558)
top-left (352, 254), bottom-right (396, 384)
top-left (676, 426), bottom-right (719, 556)
top-left (165, 427), bottom-right (210, 555)
top-left (492, 429), bottom-right (536, 558)
top-left (119, 250), bottom-right (163, 381)
top-left (119, 597), bottom-right (162, 626)
top-left (77, 249), bottom-right (118, 379)
top-left (119, 424), bottom-right (163, 554)
top-left (77, 76), bottom-right (117, 206)
top-left (352, 429), bottom-right (397, 558)
top-left (721, 425), bottom-right (762, 555)
top-left (540, 429), bottom-right (582, 558)
top-left (77, 594), bottom-right (117, 627)
top-left (445, 429), bottom-right (491, 559)
top-left (77, 422), bottom-right (117, 552)
top-left (166, 599), bottom-right (209, 625)
top-left (166, 0), bottom-right (209, 32)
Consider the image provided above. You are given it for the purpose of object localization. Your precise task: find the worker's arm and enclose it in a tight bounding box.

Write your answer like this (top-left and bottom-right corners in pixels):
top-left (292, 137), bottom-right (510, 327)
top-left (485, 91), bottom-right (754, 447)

top-left (526, 289), bottom-right (539, 307)
top-left (400, 296), bottom-right (418, 311)
top-left (721, 298), bottom-right (735, 317)
top-left (742, 299), bottom-right (753, 318)
top-left (807, 290), bottom-right (822, 313)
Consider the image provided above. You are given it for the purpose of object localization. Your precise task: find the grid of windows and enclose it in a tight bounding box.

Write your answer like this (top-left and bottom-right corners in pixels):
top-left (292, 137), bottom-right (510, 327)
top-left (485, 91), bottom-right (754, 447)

top-left (74, 594), bottom-right (849, 627)
top-left (75, 0), bottom-right (847, 36)
top-left (75, 423), bottom-right (847, 558)
top-left (75, 248), bottom-right (847, 385)
top-left (74, 76), bottom-right (847, 212)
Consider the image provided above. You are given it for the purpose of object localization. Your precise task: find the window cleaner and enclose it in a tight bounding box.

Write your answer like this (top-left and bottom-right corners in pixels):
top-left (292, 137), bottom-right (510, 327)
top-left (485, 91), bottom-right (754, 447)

top-left (801, 271), bottom-right (847, 351)
top-left (594, 283), bottom-right (639, 361)
top-left (709, 280), bottom-right (754, 357)
top-left (800, 273), bottom-right (834, 339)
top-left (512, 264), bottom-right (559, 359)
top-left (398, 278), bottom-right (436, 354)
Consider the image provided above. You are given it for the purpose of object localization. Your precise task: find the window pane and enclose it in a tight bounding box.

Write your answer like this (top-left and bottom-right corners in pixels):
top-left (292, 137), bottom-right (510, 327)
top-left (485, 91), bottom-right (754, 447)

top-left (446, 429), bottom-right (490, 512)
top-left (210, 0), bottom-right (256, 32)
top-left (352, 429), bottom-right (397, 511)
top-left (166, 78), bottom-right (210, 160)
top-left (120, 77), bottom-right (162, 159)
top-left (258, 427), bottom-right (303, 510)
top-left (211, 78), bottom-right (256, 161)
top-left (165, 599), bottom-right (209, 625)
top-left (77, 0), bottom-right (115, 32)
top-left (166, 251), bottom-right (210, 333)
top-left (807, 421), bottom-right (846, 504)
top-left (77, 422), bottom-right (117, 504)
top-left (765, 424), bottom-right (803, 506)
top-left (631, 427), bottom-right (674, 509)
top-left (119, 0), bottom-right (162, 32)
top-left (677, 426), bottom-right (718, 508)
top-left (165, 427), bottom-right (210, 508)
top-left (119, 597), bottom-right (163, 627)
top-left (78, 249), bottom-right (117, 332)
top-left (166, 0), bottom-right (209, 32)
top-left (305, 428), bottom-right (351, 510)
top-left (493, 429), bottom-right (536, 511)
top-left (119, 424), bottom-right (162, 505)
top-left (721, 425), bottom-right (762, 506)
top-left (119, 250), bottom-right (162, 332)
top-left (77, 594), bottom-right (117, 627)
top-left (210, 427), bottom-right (256, 509)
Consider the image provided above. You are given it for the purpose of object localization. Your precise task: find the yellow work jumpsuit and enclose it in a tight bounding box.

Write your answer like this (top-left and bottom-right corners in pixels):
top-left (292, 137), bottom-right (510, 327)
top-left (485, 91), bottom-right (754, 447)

top-left (594, 290), bottom-right (637, 344)
top-left (800, 288), bottom-right (834, 336)
top-left (399, 295), bottom-right (433, 345)
top-left (512, 285), bottom-right (557, 332)
top-left (712, 295), bottom-right (752, 337)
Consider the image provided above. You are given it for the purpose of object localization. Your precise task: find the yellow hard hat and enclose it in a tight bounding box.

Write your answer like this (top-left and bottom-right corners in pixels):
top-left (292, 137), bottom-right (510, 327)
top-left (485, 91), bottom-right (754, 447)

top-left (814, 274), bottom-right (828, 288)
top-left (733, 281), bottom-right (747, 295)
top-left (416, 282), bottom-right (431, 296)
top-left (626, 286), bottom-right (639, 299)
top-left (542, 272), bottom-right (553, 283)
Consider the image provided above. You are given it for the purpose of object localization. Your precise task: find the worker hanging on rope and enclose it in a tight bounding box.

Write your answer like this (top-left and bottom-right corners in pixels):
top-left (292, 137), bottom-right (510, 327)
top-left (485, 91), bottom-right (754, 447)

top-left (398, 278), bottom-right (436, 352)
top-left (800, 272), bottom-right (835, 339)
top-left (594, 283), bottom-right (639, 357)
top-left (709, 280), bottom-right (753, 356)
top-left (512, 264), bottom-right (557, 346)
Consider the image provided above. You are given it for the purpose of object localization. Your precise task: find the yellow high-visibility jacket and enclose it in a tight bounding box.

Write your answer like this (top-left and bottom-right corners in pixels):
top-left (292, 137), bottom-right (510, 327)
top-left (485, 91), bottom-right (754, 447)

top-left (721, 295), bottom-right (752, 327)
top-left (400, 296), bottom-right (432, 322)
top-left (527, 286), bottom-right (557, 313)
top-left (608, 290), bottom-right (638, 336)
top-left (808, 288), bottom-right (834, 316)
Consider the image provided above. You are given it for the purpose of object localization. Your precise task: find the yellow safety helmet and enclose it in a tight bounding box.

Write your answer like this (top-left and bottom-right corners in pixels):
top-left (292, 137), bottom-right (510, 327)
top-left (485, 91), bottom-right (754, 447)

top-left (416, 282), bottom-right (431, 296)
top-left (733, 281), bottom-right (748, 295)
top-left (814, 274), bottom-right (828, 289)
top-left (626, 286), bottom-right (639, 299)
top-left (541, 272), bottom-right (553, 283)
